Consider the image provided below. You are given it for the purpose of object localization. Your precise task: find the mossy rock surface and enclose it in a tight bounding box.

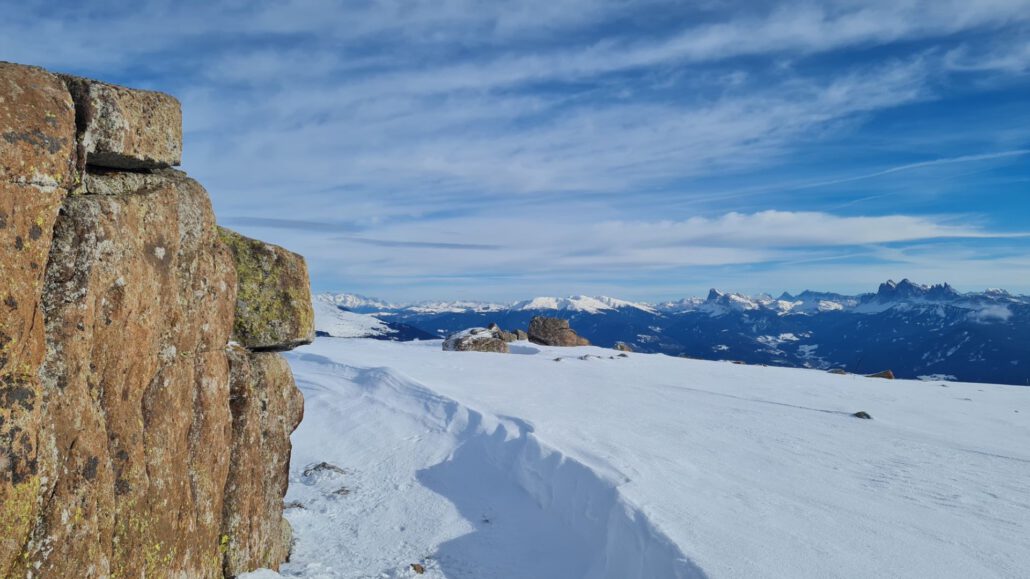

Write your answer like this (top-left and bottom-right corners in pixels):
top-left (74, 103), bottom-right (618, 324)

top-left (219, 227), bottom-right (315, 350)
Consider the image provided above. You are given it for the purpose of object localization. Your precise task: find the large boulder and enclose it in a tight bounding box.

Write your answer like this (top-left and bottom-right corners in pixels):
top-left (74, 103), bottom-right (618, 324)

top-left (0, 61), bottom-right (312, 578)
top-left (443, 327), bottom-right (510, 353)
top-left (61, 74), bottom-right (182, 170)
top-left (528, 316), bottom-right (590, 347)
top-left (219, 227), bottom-right (315, 351)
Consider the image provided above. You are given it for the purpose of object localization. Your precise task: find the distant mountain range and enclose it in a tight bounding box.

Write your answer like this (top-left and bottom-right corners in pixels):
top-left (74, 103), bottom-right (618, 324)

top-left (315, 280), bottom-right (1030, 386)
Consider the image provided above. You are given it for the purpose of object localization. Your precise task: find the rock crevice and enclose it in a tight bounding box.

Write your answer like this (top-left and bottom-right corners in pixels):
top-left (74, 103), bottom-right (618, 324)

top-left (1, 61), bottom-right (312, 578)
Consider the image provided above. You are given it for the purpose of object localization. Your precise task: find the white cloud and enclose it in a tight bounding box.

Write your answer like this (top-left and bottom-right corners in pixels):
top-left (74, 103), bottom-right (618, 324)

top-left (233, 209), bottom-right (1029, 299)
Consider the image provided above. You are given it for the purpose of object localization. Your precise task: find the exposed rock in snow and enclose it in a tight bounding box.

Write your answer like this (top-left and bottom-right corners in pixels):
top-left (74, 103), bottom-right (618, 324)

top-left (528, 316), bottom-right (590, 347)
top-left (443, 327), bottom-right (510, 353)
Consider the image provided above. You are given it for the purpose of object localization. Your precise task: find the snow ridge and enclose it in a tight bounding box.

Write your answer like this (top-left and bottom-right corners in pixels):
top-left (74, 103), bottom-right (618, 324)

top-left (445, 405), bottom-right (700, 579)
top-left (282, 352), bottom-right (701, 578)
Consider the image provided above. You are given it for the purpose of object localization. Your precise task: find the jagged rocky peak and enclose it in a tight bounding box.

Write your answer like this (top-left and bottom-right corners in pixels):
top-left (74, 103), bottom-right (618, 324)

top-left (0, 61), bottom-right (311, 577)
top-left (875, 279), bottom-right (959, 301)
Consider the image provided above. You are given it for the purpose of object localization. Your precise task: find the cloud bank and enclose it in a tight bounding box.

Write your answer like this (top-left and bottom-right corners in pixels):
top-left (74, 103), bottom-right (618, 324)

top-left (4, 0), bottom-right (1029, 299)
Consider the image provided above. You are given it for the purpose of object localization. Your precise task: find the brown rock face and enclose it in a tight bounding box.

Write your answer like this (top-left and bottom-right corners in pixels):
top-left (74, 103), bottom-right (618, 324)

top-left (0, 62), bottom-right (77, 188)
top-left (527, 316), bottom-right (590, 347)
top-left (0, 62), bottom-right (310, 578)
top-left (222, 347), bottom-right (304, 577)
top-left (219, 227), bottom-right (315, 351)
top-left (26, 171), bottom-right (236, 578)
top-left (0, 61), bottom-right (76, 574)
top-left (61, 74), bottom-right (183, 170)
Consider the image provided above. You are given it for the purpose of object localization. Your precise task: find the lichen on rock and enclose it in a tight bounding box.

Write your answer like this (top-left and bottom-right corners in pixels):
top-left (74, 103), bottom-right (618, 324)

top-left (0, 61), bottom-right (77, 576)
top-left (219, 227), bottom-right (315, 351)
top-left (61, 73), bottom-right (182, 171)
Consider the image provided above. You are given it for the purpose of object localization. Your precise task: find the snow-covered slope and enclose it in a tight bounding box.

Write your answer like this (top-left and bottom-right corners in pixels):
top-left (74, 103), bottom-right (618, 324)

top-left (252, 338), bottom-right (1030, 579)
top-left (313, 296), bottom-right (394, 338)
top-left (314, 296), bottom-right (438, 341)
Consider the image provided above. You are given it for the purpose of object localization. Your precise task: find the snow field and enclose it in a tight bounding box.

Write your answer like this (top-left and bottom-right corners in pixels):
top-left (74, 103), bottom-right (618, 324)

top-left (249, 338), bottom-right (1030, 578)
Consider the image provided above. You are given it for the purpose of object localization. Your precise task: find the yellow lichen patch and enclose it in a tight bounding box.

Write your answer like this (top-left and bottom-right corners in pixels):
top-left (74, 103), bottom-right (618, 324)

top-left (0, 475), bottom-right (40, 567)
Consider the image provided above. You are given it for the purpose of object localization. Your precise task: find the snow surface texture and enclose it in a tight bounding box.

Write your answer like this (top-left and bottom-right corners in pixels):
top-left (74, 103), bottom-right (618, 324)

top-left (246, 339), bottom-right (1030, 579)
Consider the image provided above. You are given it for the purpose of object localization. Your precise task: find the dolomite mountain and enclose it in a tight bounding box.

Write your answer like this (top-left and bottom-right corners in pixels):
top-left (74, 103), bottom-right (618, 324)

top-left (0, 61), bottom-right (314, 578)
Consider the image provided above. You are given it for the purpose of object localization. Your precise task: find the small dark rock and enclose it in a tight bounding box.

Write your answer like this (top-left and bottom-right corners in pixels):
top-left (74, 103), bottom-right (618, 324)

top-left (303, 461), bottom-right (346, 477)
top-left (851, 411), bottom-right (872, 419)
top-left (411, 563), bottom-right (426, 574)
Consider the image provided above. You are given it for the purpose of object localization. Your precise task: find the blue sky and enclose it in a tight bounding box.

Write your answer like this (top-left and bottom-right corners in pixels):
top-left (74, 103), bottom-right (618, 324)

top-left (4, 0), bottom-right (1029, 302)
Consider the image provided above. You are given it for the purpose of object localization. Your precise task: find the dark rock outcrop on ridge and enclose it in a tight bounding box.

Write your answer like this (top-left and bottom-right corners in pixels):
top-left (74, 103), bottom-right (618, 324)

top-left (0, 61), bottom-right (312, 578)
top-left (528, 316), bottom-right (590, 347)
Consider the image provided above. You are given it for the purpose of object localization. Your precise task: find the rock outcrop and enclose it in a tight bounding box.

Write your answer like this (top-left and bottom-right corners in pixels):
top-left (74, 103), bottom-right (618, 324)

top-left (527, 316), bottom-right (590, 347)
top-left (0, 62), bottom-right (311, 578)
top-left (443, 327), bottom-right (510, 353)
top-left (866, 369), bottom-right (895, 380)
top-left (487, 323), bottom-right (518, 343)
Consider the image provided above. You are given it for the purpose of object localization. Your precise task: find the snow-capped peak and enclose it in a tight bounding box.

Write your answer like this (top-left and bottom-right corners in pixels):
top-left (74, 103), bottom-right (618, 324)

top-left (873, 279), bottom-right (959, 302)
top-left (700, 289), bottom-right (762, 314)
top-left (513, 295), bottom-right (655, 314)
top-left (403, 300), bottom-right (508, 314)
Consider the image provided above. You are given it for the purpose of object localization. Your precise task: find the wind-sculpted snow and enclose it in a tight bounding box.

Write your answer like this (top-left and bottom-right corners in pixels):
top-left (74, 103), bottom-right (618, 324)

top-left (248, 338), bottom-right (1029, 578)
top-left (267, 350), bottom-right (703, 578)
